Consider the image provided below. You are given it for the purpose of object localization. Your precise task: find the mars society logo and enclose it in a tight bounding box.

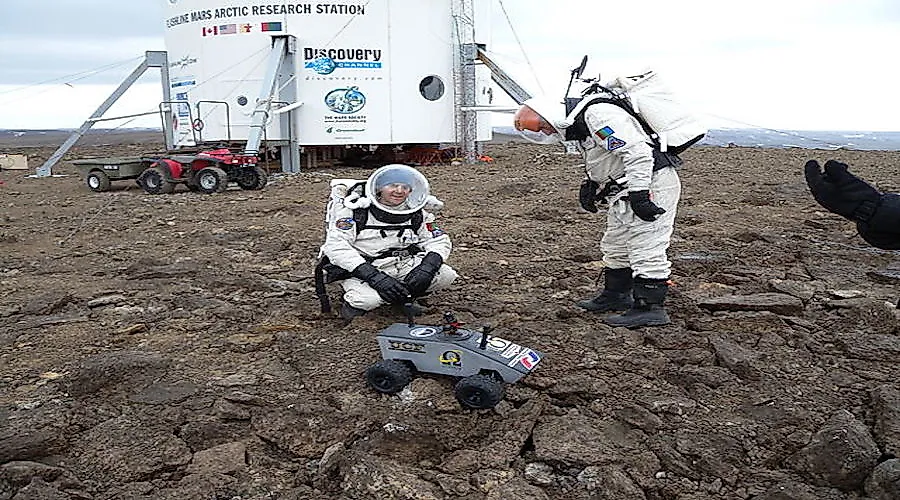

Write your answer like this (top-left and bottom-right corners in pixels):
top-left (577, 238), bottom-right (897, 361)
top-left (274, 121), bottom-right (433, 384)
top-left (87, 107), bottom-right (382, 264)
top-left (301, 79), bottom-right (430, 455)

top-left (324, 86), bottom-right (366, 114)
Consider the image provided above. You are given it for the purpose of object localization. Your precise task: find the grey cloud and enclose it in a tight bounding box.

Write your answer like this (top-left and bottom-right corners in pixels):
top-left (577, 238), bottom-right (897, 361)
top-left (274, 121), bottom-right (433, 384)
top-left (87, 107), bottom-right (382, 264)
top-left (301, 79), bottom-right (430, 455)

top-left (0, 1), bottom-right (163, 39)
top-left (0, 1), bottom-right (164, 84)
top-left (0, 35), bottom-right (164, 85)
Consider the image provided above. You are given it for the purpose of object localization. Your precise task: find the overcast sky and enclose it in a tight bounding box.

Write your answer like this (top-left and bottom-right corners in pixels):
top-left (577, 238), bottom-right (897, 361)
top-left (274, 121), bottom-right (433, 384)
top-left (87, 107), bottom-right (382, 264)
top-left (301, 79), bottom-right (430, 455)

top-left (1, 0), bottom-right (900, 131)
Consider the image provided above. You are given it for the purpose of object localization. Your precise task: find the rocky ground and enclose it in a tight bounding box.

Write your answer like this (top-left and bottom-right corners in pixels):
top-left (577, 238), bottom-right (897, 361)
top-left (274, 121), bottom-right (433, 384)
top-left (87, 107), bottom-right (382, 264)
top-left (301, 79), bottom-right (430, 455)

top-left (1, 134), bottom-right (900, 500)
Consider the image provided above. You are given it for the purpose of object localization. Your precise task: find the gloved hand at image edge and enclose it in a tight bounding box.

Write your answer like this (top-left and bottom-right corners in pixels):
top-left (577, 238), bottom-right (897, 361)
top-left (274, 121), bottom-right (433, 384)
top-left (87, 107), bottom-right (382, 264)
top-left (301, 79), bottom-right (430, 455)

top-left (351, 262), bottom-right (411, 303)
top-left (404, 252), bottom-right (444, 297)
top-left (804, 159), bottom-right (880, 222)
top-left (579, 179), bottom-right (601, 213)
top-left (629, 190), bottom-right (666, 222)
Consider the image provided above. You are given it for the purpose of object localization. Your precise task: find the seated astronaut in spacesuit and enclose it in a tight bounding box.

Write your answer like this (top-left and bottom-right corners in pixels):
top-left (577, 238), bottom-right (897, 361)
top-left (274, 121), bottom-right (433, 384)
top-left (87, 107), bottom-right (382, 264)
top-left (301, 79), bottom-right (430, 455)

top-left (319, 164), bottom-right (458, 321)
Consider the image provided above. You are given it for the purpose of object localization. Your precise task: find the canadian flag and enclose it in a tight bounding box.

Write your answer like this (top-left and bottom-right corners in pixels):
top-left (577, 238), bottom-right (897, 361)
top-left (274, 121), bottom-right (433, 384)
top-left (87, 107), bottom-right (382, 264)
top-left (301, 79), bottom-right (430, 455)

top-left (202, 26), bottom-right (217, 36)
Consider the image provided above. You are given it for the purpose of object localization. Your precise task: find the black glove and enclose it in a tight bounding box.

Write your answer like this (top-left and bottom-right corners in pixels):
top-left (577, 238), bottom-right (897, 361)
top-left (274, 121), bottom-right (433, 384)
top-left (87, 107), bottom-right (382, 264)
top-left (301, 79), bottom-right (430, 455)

top-left (804, 159), bottom-right (880, 222)
top-left (579, 179), bottom-right (601, 213)
top-left (629, 190), bottom-right (666, 222)
top-left (351, 263), bottom-right (410, 304)
top-left (404, 252), bottom-right (443, 297)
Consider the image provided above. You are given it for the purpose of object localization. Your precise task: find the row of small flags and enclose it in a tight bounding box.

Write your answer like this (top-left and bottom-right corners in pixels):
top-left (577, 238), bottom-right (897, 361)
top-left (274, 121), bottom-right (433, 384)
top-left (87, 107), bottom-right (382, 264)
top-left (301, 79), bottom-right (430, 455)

top-left (202, 22), bottom-right (283, 36)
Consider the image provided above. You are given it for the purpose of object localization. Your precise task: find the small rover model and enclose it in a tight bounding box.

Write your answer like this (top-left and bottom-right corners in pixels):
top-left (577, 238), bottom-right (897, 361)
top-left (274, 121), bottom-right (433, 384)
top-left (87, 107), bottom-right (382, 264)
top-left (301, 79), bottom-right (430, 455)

top-left (365, 312), bottom-right (543, 409)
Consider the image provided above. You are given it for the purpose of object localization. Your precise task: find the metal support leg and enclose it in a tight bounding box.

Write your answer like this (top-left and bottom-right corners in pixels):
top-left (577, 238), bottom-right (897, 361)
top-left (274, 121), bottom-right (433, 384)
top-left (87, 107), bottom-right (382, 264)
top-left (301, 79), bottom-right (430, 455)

top-left (36, 51), bottom-right (169, 177)
top-left (476, 48), bottom-right (532, 105)
top-left (244, 36), bottom-right (289, 156)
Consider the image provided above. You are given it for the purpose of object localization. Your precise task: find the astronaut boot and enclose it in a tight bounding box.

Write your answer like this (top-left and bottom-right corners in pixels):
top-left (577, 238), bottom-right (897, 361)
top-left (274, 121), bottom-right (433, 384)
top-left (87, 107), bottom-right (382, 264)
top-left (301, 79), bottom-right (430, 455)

top-left (340, 302), bottom-right (368, 322)
top-left (604, 277), bottom-right (670, 328)
top-left (576, 267), bottom-right (634, 312)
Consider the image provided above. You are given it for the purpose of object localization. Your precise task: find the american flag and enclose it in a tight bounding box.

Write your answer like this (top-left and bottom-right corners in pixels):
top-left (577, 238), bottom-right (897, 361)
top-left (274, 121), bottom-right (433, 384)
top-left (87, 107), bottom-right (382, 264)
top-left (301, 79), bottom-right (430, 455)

top-left (219, 24), bottom-right (237, 35)
top-left (518, 350), bottom-right (540, 370)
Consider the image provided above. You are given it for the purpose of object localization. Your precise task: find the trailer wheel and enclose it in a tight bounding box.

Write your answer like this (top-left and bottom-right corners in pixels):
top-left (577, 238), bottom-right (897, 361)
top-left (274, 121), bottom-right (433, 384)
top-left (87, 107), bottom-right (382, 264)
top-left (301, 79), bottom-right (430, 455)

top-left (454, 374), bottom-right (504, 409)
top-left (195, 166), bottom-right (228, 194)
top-left (138, 166), bottom-right (175, 195)
top-left (365, 360), bottom-right (412, 394)
top-left (85, 170), bottom-right (111, 192)
top-left (236, 166), bottom-right (268, 191)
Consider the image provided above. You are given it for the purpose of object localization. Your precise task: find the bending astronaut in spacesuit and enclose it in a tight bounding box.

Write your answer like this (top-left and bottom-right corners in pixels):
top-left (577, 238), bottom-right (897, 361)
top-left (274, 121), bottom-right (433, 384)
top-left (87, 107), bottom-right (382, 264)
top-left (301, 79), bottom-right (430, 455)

top-left (515, 97), bottom-right (682, 327)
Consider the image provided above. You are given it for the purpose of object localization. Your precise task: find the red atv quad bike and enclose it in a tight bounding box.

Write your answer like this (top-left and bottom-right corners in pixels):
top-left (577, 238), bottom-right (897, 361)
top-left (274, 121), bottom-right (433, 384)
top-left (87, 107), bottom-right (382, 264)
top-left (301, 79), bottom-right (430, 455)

top-left (136, 149), bottom-right (267, 195)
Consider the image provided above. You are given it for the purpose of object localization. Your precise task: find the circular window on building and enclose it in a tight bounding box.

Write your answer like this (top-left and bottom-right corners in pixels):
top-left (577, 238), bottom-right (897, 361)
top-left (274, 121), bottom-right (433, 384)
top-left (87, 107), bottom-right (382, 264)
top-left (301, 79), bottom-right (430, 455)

top-left (419, 76), bottom-right (445, 101)
top-left (236, 95), bottom-right (249, 106)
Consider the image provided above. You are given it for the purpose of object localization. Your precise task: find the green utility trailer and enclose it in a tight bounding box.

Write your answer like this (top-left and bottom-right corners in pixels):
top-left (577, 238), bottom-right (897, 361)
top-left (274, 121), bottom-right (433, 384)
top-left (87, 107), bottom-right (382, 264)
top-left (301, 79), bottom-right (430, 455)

top-left (72, 157), bottom-right (158, 192)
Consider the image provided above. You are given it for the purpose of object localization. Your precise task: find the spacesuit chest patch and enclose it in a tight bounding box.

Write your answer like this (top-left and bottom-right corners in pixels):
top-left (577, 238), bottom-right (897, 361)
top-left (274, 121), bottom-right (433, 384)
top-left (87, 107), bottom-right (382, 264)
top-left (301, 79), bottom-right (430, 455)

top-left (335, 217), bottom-right (355, 230)
top-left (606, 136), bottom-right (627, 151)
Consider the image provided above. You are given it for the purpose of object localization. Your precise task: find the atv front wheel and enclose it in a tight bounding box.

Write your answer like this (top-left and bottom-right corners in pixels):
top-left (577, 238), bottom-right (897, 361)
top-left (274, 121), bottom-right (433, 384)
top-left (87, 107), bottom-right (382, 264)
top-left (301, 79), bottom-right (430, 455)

top-left (138, 166), bottom-right (175, 195)
top-left (195, 166), bottom-right (228, 194)
top-left (86, 170), bottom-right (111, 192)
top-left (235, 165), bottom-right (268, 191)
top-left (454, 374), bottom-right (504, 409)
top-left (365, 360), bottom-right (412, 394)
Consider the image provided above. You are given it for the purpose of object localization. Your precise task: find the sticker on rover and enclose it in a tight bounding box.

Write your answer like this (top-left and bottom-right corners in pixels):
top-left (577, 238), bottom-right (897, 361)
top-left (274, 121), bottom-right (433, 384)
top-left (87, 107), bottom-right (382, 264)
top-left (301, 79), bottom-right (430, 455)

top-left (425, 222), bottom-right (445, 237)
top-left (509, 349), bottom-right (540, 370)
top-left (409, 326), bottom-right (438, 338)
top-left (335, 217), bottom-right (355, 230)
top-left (388, 341), bottom-right (425, 353)
top-left (501, 344), bottom-right (523, 359)
top-left (439, 350), bottom-right (462, 368)
top-left (487, 337), bottom-right (511, 351)
top-left (606, 136), bottom-right (626, 151)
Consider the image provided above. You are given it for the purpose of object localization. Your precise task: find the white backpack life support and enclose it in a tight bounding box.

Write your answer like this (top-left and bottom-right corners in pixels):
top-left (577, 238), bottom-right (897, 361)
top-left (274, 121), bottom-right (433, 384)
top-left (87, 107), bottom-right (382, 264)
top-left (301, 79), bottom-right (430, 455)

top-left (607, 70), bottom-right (707, 153)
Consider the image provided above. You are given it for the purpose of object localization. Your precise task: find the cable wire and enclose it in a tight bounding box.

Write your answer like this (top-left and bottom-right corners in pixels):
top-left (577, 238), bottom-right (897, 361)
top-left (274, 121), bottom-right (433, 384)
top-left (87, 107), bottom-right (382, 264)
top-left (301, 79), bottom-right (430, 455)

top-left (496, 0), bottom-right (545, 95)
top-left (0, 56), bottom-right (143, 96)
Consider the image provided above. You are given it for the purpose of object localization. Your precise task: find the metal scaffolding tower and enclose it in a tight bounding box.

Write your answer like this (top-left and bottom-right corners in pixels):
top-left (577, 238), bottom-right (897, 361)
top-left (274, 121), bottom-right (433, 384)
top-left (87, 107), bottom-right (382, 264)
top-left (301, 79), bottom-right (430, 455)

top-left (452, 0), bottom-right (478, 164)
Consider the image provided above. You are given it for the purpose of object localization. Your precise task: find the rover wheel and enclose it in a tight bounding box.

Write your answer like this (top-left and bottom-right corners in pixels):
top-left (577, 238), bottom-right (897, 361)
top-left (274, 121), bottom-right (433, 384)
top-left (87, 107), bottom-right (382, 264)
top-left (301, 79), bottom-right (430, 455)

top-left (235, 166), bottom-right (268, 191)
top-left (195, 166), bottom-right (228, 194)
top-left (454, 374), bottom-right (505, 409)
top-left (365, 360), bottom-right (412, 394)
top-left (138, 166), bottom-right (175, 195)
top-left (86, 170), bottom-right (111, 192)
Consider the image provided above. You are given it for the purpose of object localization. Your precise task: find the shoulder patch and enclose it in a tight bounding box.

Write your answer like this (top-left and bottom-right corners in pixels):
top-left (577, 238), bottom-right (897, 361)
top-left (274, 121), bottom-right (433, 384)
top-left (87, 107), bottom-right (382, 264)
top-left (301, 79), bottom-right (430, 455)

top-left (425, 222), bottom-right (445, 237)
top-left (595, 126), bottom-right (615, 139)
top-left (335, 217), bottom-right (355, 230)
top-left (606, 136), bottom-right (627, 151)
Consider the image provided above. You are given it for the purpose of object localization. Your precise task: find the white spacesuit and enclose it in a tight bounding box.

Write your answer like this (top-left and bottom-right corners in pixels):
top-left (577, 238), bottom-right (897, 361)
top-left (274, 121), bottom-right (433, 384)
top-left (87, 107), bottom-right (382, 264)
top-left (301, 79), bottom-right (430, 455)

top-left (514, 97), bottom-right (681, 327)
top-left (319, 164), bottom-right (458, 320)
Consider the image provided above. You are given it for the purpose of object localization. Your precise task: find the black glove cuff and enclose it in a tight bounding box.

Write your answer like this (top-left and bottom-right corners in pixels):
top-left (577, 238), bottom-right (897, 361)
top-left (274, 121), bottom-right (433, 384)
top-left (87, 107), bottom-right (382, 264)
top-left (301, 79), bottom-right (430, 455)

top-left (629, 190), bottom-right (651, 201)
top-left (851, 199), bottom-right (877, 223)
top-left (420, 252), bottom-right (443, 271)
top-left (351, 262), bottom-right (378, 281)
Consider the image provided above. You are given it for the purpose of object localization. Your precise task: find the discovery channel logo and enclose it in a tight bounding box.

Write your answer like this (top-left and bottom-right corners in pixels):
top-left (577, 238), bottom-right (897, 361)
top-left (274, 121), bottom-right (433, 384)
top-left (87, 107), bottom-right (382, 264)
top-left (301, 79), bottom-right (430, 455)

top-left (304, 48), bottom-right (382, 75)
